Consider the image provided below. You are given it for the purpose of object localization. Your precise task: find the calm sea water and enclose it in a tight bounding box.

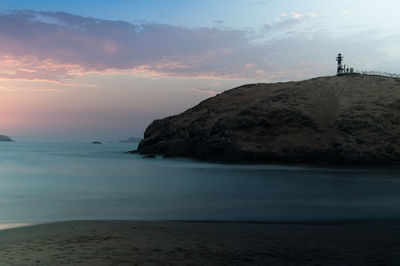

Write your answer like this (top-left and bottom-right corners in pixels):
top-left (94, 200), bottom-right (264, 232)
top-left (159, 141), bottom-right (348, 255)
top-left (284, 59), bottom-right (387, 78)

top-left (0, 141), bottom-right (400, 227)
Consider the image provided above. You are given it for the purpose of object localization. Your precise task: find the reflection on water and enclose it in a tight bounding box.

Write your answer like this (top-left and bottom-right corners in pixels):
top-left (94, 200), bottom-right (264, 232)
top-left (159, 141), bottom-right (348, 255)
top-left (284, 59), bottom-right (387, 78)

top-left (0, 142), bottom-right (400, 225)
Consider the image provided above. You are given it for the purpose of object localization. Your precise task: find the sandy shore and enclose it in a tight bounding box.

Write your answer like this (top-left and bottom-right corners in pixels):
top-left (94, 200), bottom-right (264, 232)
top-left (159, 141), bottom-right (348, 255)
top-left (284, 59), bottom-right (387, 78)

top-left (0, 220), bottom-right (400, 265)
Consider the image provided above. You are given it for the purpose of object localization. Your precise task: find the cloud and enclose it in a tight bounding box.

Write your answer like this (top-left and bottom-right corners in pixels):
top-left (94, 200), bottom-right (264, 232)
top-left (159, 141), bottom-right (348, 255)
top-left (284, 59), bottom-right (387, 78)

top-left (264, 18), bottom-right (302, 32)
top-left (190, 87), bottom-right (220, 96)
top-left (0, 10), bottom-right (328, 81)
top-left (0, 85), bottom-right (21, 91)
top-left (0, 10), bottom-right (394, 82)
top-left (264, 11), bottom-right (321, 33)
top-left (31, 88), bottom-right (61, 92)
top-left (213, 20), bottom-right (224, 24)
top-left (1, 11), bottom-right (263, 80)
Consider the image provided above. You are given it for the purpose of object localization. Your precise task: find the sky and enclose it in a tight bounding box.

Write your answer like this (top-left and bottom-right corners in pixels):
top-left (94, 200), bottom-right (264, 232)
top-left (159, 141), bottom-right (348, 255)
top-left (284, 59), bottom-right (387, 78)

top-left (0, 0), bottom-right (399, 141)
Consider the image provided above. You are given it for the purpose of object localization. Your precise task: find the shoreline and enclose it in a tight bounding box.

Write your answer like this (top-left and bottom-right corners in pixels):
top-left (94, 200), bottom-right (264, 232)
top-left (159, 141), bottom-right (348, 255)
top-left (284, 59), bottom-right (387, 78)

top-left (1, 220), bottom-right (400, 265)
top-left (0, 223), bottom-right (34, 230)
top-left (4, 217), bottom-right (400, 227)
top-left (133, 149), bottom-right (400, 167)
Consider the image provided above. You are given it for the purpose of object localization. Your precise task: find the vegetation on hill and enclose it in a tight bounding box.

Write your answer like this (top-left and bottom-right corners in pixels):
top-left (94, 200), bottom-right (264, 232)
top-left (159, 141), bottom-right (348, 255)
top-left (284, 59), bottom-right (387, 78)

top-left (138, 75), bottom-right (400, 164)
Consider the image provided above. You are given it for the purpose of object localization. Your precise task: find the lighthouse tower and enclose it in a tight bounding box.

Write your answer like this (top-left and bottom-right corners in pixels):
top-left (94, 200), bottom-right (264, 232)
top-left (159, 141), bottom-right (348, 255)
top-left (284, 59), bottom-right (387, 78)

top-left (336, 53), bottom-right (344, 75)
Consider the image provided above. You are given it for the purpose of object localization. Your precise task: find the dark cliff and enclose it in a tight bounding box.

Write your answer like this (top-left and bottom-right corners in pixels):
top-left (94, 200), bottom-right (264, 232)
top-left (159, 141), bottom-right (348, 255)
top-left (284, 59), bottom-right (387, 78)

top-left (138, 75), bottom-right (400, 164)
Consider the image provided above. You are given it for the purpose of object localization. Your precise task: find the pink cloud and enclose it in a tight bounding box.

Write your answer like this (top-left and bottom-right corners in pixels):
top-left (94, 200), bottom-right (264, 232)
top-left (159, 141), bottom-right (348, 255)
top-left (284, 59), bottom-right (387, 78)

top-left (0, 53), bottom-right (85, 80)
top-left (0, 11), bottom-right (278, 81)
top-left (0, 10), bottom-right (385, 82)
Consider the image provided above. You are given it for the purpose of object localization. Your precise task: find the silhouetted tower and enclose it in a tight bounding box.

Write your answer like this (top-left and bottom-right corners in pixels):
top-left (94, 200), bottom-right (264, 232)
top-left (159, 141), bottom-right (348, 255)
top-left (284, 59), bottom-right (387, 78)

top-left (336, 53), bottom-right (344, 75)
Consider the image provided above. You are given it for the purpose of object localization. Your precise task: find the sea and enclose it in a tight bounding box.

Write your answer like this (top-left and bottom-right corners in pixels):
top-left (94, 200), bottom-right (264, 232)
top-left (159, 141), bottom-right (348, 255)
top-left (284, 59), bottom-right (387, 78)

top-left (1, 141), bottom-right (400, 228)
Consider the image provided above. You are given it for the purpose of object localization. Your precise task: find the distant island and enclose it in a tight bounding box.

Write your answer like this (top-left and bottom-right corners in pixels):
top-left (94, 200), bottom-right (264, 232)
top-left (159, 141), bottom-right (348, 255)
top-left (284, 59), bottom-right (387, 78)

top-left (0, 135), bottom-right (13, 142)
top-left (119, 137), bottom-right (142, 143)
top-left (137, 75), bottom-right (400, 164)
top-left (92, 141), bottom-right (102, 144)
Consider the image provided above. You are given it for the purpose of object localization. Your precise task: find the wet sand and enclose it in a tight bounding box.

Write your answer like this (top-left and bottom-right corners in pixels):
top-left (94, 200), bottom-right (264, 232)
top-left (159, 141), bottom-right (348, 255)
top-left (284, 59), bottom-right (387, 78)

top-left (0, 220), bottom-right (400, 265)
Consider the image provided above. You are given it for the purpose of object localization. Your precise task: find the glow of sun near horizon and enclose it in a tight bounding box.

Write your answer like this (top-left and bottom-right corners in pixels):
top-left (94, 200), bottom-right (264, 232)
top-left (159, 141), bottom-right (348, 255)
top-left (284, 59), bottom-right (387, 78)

top-left (0, 0), bottom-right (399, 141)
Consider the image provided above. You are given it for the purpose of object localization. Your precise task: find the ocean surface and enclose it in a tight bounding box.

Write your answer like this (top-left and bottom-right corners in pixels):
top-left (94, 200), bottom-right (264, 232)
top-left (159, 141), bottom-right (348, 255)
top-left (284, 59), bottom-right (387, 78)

top-left (1, 141), bottom-right (400, 227)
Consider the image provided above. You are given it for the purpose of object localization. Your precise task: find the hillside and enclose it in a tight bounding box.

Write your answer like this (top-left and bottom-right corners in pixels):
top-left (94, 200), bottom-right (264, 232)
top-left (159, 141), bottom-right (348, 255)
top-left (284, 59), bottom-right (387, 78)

top-left (137, 75), bottom-right (400, 164)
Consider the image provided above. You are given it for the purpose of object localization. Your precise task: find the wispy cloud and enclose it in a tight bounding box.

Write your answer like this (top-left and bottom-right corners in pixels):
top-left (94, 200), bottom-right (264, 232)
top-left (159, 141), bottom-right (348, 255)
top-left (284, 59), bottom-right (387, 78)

top-left (1, 11), bottom-right (267, 80)
top-left (31, 88), bottom-right (61, 92)
top-left (0, 10), bottom-right (395, 82)
top-left (264, 11), bottom-right (321, 34)
top-left (190, 87), bottom-right (220, 96)
top-left (0, 85), bottom-right (21, 91)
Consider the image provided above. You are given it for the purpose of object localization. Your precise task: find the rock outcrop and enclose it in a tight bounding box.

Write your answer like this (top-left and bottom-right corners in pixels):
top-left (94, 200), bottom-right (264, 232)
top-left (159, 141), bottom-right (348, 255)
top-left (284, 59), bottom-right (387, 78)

top-left (138, 75), bottom-right (400, 164)
top-left (0, 135), bottom-right (13, 142)
top-left (119, 137), bottom-right (142, 143)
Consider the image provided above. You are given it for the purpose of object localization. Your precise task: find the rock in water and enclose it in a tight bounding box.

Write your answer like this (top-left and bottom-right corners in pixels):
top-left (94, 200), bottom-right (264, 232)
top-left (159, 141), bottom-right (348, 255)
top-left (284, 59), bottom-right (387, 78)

top-left (138, 75), bottom-right (400, 164)
top-left (0, 135), bottom-right (13, 142)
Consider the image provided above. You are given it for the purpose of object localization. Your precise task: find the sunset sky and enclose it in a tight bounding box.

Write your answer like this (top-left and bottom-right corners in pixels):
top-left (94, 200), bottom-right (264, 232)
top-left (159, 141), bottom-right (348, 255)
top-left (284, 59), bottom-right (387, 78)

top-left (0, 0), bottom-right (399, 141)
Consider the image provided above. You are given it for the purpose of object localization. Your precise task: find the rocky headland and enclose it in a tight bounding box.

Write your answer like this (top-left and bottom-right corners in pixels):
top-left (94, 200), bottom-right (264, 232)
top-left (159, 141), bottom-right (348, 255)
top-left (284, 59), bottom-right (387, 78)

top-left (138, 75), bottom-right (400, 164)
top-left (0, 135), bottom-right (13, 142)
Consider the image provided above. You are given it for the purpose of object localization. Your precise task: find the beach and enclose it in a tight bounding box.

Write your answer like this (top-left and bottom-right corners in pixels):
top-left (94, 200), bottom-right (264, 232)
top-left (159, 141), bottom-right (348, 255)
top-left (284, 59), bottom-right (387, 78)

top-left (0, 220), bottom-right (400, 265)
